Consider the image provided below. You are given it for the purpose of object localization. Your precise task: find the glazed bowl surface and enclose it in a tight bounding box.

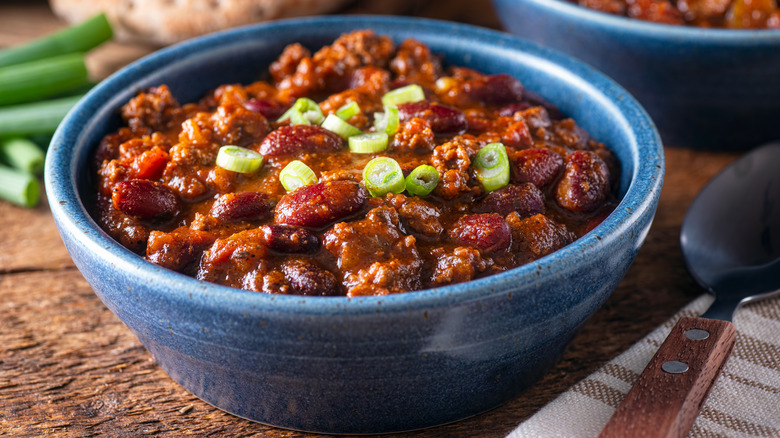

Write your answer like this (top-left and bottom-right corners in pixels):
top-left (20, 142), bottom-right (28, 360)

top-left (45, 16), bottom-right (663, 434)
top-left (492, 0), bottom-right (780, 149)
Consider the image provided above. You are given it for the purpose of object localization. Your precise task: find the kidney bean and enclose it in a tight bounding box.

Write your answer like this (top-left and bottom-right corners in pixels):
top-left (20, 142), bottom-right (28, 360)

top-left (260, 224), bottom-right (320, 253)
top-left (209, 192), bottom-right (272, 223)
top-left (512, 148), bottom-right (564, 188)
top-left (556, 150), bottom-right (610, 213)
top-left (275, 180), bottom-right (367, 228)
top-left (112, 179), bottom-right (180, 221)
top-left (257, 125), bottom-right (343, 157)
top-left (467, 74), bottom-right (523, 106)
top-left (474, 183), bottom-right (545, 218)
top-left (398, 101), bottom-right (468, 135)
top-left (449, 213), bottom-right (512, 253)
top-left (282, 260), bottom-right (341, 296)
top-left (244, 98), bottom-right (288, 120)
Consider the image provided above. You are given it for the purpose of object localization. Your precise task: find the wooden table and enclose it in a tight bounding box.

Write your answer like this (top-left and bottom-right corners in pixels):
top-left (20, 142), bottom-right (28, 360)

top-left (0, 1), bottom-right (742, 436)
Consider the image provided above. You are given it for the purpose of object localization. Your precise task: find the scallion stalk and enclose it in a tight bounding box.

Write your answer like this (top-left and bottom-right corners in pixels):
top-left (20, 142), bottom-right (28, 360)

top-left (0, 94), bottom-right (83, 137)
top-left (0, 53), bottom-right (89, 106)
top-left (0, 137), bottom-right (45, 175)
top-left (26, 133), bottom-right (54, 149)
top-left (0, 164), bottom-right (40, 208)
top-left (0, 13), bottom-right (113, 68)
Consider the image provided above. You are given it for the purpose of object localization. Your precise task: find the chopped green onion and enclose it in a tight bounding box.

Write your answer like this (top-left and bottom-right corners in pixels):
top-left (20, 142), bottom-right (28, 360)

top-left (0, 94), bottom-right (83, 137)
top-left (0, 13), bottom-right (113, 68)
top-left (473, 142), bottom-right (510, 192)
top-left (362, 157), bottom-right (406, 197)
top-left (0, 53), bottom-right (89, 106)
top-left (215, 145), bottom-right (264, 173)
top-left (335, 101), bottom-right (360, 120)
top-left (0, 164), bottom-right (39, 208)
top-left (381, 84), bottom-right (425, 106)
top-left (405, 165), bottom-right (439, 197)
top-left (277, 97), bottom-right (324, 125)
top-left (321, 114), bottom-right (362, 139)
top-left (280, 160), bottom-right (317, 192)
top-left (373, 106), bottom-right (400, 136)
top-left (0, 137), bottom-right (45, 175)
top-left (348, 132), bottom-right (389, 154)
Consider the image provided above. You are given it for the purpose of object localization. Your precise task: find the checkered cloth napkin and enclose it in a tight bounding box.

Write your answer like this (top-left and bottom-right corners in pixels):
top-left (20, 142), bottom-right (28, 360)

top-left (508, 294), bottom-right (780, 438)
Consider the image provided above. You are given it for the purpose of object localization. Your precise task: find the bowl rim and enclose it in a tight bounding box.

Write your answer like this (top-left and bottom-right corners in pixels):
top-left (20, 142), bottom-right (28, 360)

top-left (45, 15), bottom-right (664, 316)
top-left (497, 0), bottom-right (780, 42)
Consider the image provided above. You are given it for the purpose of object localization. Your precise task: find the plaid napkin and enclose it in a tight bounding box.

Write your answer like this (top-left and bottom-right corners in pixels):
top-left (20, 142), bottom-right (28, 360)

top-left (508, 294), bottom-right (780, 438)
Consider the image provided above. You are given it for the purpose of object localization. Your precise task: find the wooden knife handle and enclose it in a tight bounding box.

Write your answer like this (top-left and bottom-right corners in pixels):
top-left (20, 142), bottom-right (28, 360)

top-left (599, 316), bottom-right (736, 438)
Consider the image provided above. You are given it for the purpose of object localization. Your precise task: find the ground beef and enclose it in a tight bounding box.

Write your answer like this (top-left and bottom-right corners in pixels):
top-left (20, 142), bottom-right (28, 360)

top-left (93, 30), bottom-right (619, 296)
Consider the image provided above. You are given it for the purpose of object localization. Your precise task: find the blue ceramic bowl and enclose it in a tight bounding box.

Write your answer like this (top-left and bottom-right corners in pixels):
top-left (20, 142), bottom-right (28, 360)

top-left (492, 0), bottom-right (780, 149)
top-left (45, 16), bottom-right (663, 434)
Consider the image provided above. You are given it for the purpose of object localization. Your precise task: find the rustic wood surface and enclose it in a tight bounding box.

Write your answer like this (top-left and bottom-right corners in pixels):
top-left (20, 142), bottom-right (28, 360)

top-left (0, 0), bottom-right (743, 436)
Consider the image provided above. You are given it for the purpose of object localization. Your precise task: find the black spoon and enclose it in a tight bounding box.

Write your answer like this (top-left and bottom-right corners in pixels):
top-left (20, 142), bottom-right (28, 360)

top-left (600, 142), bottom-right (780, 438)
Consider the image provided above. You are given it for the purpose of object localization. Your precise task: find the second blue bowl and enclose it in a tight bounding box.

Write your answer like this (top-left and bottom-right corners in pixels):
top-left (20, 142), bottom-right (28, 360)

top-left (493, 0), bottom-right (780, 149)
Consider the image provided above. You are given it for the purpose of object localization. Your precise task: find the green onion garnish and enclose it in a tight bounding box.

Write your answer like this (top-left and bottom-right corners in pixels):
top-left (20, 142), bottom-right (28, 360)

top-left (0, 53), bottom-right (89, 106)
top-left (0, 13), bottom-right (113, 68)
top-left (381, 84), bottom-right (425, 106)
top-left (405, 165), bottom-right (439, 197)
top-left (373, 106), bottom-right (400, 136)
top-left (473, 142), bottom-right (510, 192)
top-left (348, 132), bottom-right (389, 154)
top-left (362, 157), bottom-right (406, 197)
top-left (0, 164), bottom-right (40, 208)
top-left (279, 160), bottom-right (317, 192)
top-left (277, 97), bottom-right (324, 125)
top-left (215, 145), bottom-right (264, 173)
top-left (0, 94), bottom-right (83, 137)
top-left (335, 101), bottom-right (360, 120)
top-left (0, 137), bottom-right (45, 175)
top-left (321, 114), bottom-right (363, 139)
